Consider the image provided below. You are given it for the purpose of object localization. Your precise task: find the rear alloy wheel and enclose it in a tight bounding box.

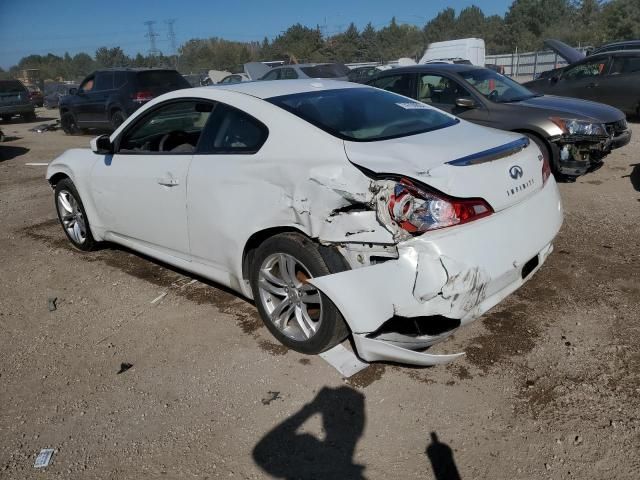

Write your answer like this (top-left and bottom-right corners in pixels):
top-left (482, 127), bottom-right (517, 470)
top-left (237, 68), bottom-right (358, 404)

top-left (250, 233), bottom-right (349, 354)
top-left (54, 178), bottom-right (97, 251)
top-left (60, 112), bottom-right (80, 135)
top-left (110, 110), bottom-right (125, 131)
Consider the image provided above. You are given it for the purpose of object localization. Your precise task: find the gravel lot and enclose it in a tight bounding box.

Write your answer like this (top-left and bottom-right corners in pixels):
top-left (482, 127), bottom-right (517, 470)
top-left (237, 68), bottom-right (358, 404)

top-left (1, 109), bottom-right (639, 479)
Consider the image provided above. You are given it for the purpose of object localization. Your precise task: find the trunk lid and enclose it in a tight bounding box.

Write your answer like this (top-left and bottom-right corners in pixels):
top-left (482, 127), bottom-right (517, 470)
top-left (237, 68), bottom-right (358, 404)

top-left (344, 121), bottom-right (545, 212)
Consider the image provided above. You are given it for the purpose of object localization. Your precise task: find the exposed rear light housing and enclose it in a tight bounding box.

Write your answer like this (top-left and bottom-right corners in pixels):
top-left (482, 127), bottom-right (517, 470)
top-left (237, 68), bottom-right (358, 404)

top-left (387, 178), bottom-right (493, 234)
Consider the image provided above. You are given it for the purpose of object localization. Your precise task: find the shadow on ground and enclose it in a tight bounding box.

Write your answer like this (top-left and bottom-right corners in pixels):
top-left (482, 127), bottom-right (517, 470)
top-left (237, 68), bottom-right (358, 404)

top-left (0, 145), bottom-right (29, 162)
top-left (253, 386), bottom-right (366, 479)
top-left (624, 163), bottom-right (640, 192)
top-left (252, 386), bottom-right (462, 479)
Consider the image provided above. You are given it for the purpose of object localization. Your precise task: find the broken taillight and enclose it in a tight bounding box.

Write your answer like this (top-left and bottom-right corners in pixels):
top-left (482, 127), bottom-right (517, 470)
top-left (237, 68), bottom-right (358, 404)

top-left (388, 178), bottom-right (493, 234)
top-left (132, 90), bottom-right (154, 103)
top-left (542, 156), bottom-right (552, 185)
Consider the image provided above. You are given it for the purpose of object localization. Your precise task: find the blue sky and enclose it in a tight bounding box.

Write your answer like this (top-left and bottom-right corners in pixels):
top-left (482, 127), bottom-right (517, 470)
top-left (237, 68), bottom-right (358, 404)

top-left (0, 0), bottom-right (512, 69)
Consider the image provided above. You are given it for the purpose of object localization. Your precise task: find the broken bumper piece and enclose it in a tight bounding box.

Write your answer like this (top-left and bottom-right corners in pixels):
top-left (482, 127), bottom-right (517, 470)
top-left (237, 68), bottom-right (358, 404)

top-left (310, 180), bottom-right (563, 366)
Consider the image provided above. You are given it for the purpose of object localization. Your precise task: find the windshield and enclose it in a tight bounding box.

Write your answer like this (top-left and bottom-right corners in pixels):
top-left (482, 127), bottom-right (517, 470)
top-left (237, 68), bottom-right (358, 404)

top-left (300, 64), bottom-right (350, 78)
top-left (267, 88), bottom-right (459, 142)
top-left (459, 69), bottom-right (538, 103)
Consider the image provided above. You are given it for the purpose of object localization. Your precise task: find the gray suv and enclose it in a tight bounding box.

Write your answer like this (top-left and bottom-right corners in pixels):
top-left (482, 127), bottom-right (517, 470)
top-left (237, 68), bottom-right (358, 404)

top-left (0, 80), bottom-right (36, 122)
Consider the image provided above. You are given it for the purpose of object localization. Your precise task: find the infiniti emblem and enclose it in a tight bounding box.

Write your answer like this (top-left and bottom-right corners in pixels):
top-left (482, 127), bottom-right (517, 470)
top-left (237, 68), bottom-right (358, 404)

top-left (509, 165), bottom-right (524, 179)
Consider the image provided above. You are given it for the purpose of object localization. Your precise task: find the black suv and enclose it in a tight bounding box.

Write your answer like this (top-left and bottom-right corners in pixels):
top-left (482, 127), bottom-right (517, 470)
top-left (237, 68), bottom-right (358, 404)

top-left (59, 68), bottom-right (190, 134)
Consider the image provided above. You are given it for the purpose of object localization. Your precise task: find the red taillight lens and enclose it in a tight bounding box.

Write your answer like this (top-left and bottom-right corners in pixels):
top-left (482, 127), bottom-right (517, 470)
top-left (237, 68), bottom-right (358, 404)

top-left (388, 179), bottom-right (493, 234)
top-left (542, 156), bottom-right (552, 185)
top-left (132, 90), bottom-right (154, 103)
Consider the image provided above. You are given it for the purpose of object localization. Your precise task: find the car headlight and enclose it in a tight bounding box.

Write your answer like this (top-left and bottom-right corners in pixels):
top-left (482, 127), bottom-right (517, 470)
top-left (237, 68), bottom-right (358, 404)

top-left (550, 117), bottom-right (607, 136)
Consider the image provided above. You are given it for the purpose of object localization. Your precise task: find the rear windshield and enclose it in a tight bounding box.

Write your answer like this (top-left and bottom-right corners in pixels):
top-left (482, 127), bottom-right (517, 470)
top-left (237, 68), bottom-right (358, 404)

top-left (267, 87), bottom-right (459, 142)
top-left (300, 64), bottom-right (350, 78)
top-left (0, 80), bottom-right (26, 93)
top-left (136, 71), bottom-right (190, 89)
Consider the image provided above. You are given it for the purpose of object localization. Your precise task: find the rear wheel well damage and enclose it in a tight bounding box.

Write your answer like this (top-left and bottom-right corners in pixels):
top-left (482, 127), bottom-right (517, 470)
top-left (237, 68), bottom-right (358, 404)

top-left (241, 227), bottom-right (350, 284)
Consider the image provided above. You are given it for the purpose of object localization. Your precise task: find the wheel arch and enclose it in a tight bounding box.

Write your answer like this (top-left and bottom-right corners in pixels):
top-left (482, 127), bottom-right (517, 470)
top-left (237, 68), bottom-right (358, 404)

top-left (241, 226), bottom-right (309, 283)
top-left (48, 172), bottom-right (70, 188)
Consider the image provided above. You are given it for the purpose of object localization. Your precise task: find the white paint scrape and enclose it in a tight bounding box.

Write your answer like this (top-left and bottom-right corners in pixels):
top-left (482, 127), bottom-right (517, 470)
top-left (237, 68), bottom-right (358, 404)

top-left (319, 344), bottom-right (369, 377)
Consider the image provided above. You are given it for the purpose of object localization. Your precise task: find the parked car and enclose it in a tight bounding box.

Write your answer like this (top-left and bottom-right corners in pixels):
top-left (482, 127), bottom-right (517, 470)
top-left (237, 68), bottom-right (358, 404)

top-left (0, 80), bottom-right (36, 122)
top-left (524, 49), bottom-right (640, 118)
top-left (218, 73), bottom-right (249, 84)
top-left (588, 40), bottom-right (640, 56)
top-left (43, 83), bottom-right (79, 109)
top-left (26, 85), bottom-right (44, 107)
top-left (368, 64), bottom-right (631, 180)
top-left (246, 62), bottom-right (351, 81)
top-left (347, 66), bottom-right (383, 84)
top-left (59, 68), bottom-right (190, 134)
top-left (46, 79), bottom-right (562, 365)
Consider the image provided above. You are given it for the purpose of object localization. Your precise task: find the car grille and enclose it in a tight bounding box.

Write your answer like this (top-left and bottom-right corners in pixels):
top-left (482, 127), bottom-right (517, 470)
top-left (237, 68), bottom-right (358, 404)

top-left (606, 119), bottom-right (628, 135)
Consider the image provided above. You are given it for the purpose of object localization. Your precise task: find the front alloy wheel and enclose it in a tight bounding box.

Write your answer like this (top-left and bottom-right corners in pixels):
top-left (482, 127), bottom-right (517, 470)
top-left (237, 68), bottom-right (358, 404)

top-left (54, 178), bottom-right (97, 251)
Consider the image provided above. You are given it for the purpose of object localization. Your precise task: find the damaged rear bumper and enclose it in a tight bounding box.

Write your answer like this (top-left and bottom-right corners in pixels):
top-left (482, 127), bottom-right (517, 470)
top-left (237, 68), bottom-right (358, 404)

top-left (310, 180), bottom-right (563, 366)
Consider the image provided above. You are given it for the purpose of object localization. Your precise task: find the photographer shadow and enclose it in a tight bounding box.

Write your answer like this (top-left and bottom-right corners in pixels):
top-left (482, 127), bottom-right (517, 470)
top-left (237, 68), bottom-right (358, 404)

top-left (253, 386), bottom-right (366, 479)
top-left (426, 432), bottom-right (462, 480)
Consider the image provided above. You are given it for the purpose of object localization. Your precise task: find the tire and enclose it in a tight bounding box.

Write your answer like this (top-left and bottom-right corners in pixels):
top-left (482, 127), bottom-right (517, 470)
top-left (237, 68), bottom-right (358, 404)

top-left (249, 233), bottom-right (350, 354)
top-left (22, 111), bottom-right (36, 122)
top-left (110, 110), bottom-right (125, 131)
top-left (54, 178), bottom-right (98, 251)
top-left (60, 111), bottom-right (80, 135)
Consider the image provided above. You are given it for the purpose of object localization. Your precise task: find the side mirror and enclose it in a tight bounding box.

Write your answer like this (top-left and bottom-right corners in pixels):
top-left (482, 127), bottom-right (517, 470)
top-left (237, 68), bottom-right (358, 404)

top-left (455, 97), bottom-right (476, 108)
top-left (91, 134), bottom-right (113, 154)
top-left (69, 88), bottom-right (78, 95)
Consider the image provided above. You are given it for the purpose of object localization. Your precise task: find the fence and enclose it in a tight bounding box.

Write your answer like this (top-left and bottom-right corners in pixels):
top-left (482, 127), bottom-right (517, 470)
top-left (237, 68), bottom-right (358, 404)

top-left (486, 46), bottom-right (590, 81)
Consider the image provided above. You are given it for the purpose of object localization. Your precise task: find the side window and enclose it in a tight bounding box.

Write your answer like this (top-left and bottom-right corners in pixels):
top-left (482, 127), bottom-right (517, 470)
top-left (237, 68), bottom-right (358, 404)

top-left (262, 69), bottom-right (280, 81)
top-left (114, 71), bottom-right (127, 88)
top-left (610, 56), bottom-right (640, 75)
top-left (79, 75), bottom-right (95, 93)
top-left (118, 100), bottom-right (214, 154)
top-left (420, 74), bottom-right (471, 106)
top-left (563, 60), bottom-right (608, 80)
top-left (370, 75), bottom-right (413, 97)
top-left (198, 104), bottom-right (268, 154)
top-left (94, 72), bottom-right (114, 91)
top-left (283, 68), bottom-right (299, 79)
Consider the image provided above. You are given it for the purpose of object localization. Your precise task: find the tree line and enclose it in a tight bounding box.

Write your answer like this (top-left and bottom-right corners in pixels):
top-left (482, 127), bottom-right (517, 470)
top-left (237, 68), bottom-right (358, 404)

top-left (1, 0), bottom-right (638, 82)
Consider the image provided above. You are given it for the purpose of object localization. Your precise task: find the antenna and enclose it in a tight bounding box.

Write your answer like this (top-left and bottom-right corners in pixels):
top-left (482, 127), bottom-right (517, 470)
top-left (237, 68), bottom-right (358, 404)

top-left (144, 20), bottom-right (161, 56)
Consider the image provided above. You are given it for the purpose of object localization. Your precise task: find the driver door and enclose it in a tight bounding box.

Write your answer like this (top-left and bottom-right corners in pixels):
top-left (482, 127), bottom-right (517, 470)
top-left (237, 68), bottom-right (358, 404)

top-left (90, 99), bottom-right (213, 259)
top-left (417, 74), bottom-right (489, 125)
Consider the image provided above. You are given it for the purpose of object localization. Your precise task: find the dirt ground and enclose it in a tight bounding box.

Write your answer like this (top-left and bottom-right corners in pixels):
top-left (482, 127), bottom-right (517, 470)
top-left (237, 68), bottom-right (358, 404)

top-left (1, 109), bottom-right (639, 480)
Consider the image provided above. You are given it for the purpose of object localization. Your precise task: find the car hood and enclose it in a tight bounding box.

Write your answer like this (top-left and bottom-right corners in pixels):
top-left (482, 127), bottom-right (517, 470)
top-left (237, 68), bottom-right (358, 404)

top-left (244, 62), bottom-right (272, 80)
top-left (344, 120), bottom-right (545, 212)
top-left (514, 95), bottom-right (624, 123)
top-left (544, 39), bottom-right (585, 64)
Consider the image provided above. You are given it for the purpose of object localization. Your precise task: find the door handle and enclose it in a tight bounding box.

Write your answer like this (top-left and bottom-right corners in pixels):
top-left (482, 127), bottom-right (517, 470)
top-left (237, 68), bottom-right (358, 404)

top-left (157, 177), bottom-right (179, 187)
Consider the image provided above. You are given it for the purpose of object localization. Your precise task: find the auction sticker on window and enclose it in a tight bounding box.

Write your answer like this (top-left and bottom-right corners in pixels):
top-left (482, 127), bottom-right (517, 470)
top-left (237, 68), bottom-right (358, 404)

top-left (396, 102), bottom-right (430, 109)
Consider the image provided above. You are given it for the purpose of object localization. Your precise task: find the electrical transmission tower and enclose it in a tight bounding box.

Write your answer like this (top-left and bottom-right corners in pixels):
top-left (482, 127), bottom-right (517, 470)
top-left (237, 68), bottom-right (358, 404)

top-left (144, 20), bottom-right (161, 56)
top-left (166, 19), bottom-right (177, 54)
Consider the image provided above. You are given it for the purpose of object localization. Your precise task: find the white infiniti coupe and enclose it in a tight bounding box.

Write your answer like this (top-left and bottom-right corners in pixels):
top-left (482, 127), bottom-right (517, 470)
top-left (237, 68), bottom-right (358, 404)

top-left (46, 80), bottom-right (563, 365)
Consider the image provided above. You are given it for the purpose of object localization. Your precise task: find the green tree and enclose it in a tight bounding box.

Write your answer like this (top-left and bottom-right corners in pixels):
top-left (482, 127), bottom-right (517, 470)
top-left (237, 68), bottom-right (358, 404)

top-left (95, 47), bottom-right (130, 68)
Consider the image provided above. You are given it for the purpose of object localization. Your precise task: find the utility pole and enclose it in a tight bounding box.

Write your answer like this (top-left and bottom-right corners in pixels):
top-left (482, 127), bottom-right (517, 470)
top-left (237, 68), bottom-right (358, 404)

top-left (144, 20), bottom-right (161, 58)
top-left (165, 19), bottom-right (178, 69)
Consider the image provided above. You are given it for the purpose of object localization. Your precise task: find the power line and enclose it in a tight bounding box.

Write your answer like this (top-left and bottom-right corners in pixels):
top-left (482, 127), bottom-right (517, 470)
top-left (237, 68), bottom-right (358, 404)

top-left (144, 20), bottom-right (161, 56)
